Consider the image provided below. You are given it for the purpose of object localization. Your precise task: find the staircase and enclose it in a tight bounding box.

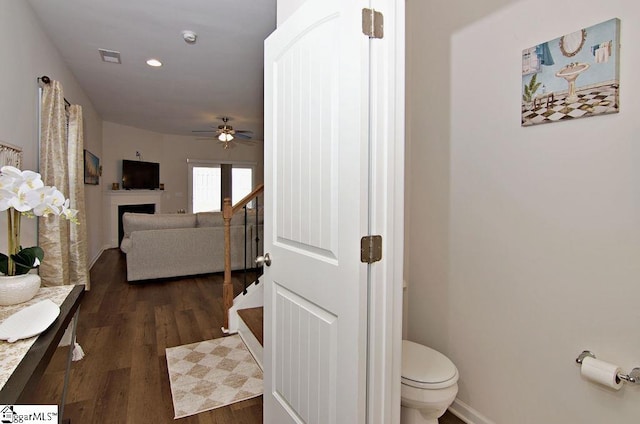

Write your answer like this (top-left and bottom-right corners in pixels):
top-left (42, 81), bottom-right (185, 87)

top-left (237, 307), bottom-right (263, 370)
top-left (221, 183), bottom-right (264, 332)
top-left (221, 184), bottom-right (265, 369)
top-left (228, 276), bottom-right (264, 369)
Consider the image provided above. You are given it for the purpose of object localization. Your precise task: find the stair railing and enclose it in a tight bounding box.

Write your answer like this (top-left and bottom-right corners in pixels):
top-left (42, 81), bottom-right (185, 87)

top-left (222, 184), bottom-right (264, 330)
top-left (241, 193), bottom-right (264, 294)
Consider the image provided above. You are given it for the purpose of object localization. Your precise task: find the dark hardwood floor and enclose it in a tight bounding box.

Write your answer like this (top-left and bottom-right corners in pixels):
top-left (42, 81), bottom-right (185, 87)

top-left (26, 248), bottom-right (464, 424)
top-left (441, 411), bottom-right (465, 424)
top-left (28, 248), bottom-right (261, 424)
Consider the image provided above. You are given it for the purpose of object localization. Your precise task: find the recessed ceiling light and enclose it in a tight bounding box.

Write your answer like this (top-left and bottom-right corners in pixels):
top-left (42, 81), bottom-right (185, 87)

top-left (146, 59), bottom-right (162, 67)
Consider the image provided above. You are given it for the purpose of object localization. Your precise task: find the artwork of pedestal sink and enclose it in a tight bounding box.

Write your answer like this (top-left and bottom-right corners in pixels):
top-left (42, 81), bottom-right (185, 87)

top-left (521, 18), bottom-right (620, 127)
top-left (555, 62), bottom-right (590, 103)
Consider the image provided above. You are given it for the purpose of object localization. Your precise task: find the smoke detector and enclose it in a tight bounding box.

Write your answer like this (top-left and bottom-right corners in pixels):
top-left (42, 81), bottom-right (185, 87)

top-left (182, 30), bottom-right (197, 45)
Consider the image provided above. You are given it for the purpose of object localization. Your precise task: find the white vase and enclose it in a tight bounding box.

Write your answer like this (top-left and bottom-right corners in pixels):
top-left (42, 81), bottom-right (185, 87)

top-left (0, 274), bottom-right (41, 306)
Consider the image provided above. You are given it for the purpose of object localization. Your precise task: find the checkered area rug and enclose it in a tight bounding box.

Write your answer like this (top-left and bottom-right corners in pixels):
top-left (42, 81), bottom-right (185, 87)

top-left (522, 83), bottom-right (618, 126)
top-left (166, 335), bottom-right (263, 419)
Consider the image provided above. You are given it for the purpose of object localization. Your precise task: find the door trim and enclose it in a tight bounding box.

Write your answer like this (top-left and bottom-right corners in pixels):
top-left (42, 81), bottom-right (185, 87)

top-left (366, 0), bottom-right (404, 423)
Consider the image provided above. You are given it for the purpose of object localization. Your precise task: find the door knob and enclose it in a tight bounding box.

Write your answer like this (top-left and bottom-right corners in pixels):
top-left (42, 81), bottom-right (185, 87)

top-left (256, 253), bottom-right (271, 267)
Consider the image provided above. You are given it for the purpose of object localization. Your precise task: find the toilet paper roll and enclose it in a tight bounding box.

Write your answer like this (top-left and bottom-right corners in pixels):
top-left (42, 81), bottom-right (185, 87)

top-left (580, 356), bottom-right (624, 390)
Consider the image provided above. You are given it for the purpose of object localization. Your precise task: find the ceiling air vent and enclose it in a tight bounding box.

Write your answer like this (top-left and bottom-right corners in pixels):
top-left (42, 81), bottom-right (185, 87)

top-left (99, 49), bottom-right (121, 64)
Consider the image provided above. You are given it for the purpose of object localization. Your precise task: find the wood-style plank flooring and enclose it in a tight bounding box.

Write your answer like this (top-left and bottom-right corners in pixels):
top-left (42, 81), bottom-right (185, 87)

top-left (28, 248), bottom-right (261, 424)
top-left (26, 248), bottom-right (465, 424)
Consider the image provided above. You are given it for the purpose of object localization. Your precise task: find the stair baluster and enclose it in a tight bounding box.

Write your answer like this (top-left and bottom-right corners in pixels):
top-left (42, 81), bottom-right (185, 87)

top-left (222, 184), bottom-right (264, 331)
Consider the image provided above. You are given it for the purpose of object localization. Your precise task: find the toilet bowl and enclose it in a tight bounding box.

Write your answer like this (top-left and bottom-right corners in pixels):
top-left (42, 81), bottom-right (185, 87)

top-left (401, 340), bottom-right (459, 424)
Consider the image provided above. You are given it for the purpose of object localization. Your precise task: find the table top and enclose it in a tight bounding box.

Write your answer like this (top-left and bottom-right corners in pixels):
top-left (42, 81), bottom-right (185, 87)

top-left (0, 285), bottom-right (85, 403)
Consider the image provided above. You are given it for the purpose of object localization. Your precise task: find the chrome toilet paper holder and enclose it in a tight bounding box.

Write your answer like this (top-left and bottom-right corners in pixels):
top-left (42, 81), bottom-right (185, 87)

top-left (576, 350), bottom-right (640, 384)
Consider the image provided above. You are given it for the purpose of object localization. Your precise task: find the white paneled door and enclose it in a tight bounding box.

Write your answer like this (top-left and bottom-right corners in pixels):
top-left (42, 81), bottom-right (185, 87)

top-left (263, 0), bottom-right (372, 423)
top-left (264, 0), bottom-right (404, 423)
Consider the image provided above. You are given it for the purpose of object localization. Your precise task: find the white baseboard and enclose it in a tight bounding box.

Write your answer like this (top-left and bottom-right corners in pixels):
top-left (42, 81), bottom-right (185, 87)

top-left (89, 247), bottom-right (106, 270)
top-left (448, 399), bottom-right (496, 424)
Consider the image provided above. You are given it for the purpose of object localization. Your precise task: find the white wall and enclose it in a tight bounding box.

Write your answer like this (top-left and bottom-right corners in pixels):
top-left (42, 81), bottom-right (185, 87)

top-left (101, 122), bottom-right (263, 234)
top-left (276, 0), bottom-right (306, 26)
top-left (405, 0), bottom-right (519, 354)
top-left (0, 1), bottom-right (104, 267)
top-left (408, 0), bottom-right (640, 423)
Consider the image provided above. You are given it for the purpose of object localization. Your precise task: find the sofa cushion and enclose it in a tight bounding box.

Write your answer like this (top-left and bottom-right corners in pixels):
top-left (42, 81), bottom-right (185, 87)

top-left (196, 212), bottom-right (224, 227)
top-left (120, 236), bottom-right (132, 253)
top-left (195, 209), bottom-right (263, 228)
top-left (122, 213), bottom-right (197, 236)
top-left (246, 208), bottom-right (264, 224)
top-left (195, 211), bottom-right (251, 227)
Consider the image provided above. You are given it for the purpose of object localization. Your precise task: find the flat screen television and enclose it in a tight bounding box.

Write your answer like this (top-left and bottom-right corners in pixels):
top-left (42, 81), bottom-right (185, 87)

top-left (122, 159), bottom-right (160, 190)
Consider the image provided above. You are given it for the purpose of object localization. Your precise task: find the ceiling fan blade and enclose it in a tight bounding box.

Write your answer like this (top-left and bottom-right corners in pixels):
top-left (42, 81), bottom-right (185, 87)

top-left (234, 133), bottom-right (252, 140)
top-left (192, 130), bottom-right (217, 133)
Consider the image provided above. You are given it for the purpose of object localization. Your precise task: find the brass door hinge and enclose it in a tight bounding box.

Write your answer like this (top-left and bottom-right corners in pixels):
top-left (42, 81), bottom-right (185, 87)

top-left (362, 8), bottom-right (383, 39)
top-left (361, 235), bottom-right (382, 264)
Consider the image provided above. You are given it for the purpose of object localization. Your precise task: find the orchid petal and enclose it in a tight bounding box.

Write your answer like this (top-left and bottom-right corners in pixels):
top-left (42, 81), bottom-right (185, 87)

top-left (0, 166), bottom-right (23, 179)
top-left (0, 175), bottom-right (18, 191)
top-left (20, 171), bottom-right (44, 190)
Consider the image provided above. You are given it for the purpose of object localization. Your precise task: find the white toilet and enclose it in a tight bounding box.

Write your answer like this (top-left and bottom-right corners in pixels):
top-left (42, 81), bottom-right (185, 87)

top-left (401, 340), bottom-right (459, 424)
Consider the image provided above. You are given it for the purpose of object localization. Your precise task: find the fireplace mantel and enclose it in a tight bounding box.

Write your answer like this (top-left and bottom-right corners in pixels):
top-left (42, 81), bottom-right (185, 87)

top-left (104, 190), bottom-right (163, 248)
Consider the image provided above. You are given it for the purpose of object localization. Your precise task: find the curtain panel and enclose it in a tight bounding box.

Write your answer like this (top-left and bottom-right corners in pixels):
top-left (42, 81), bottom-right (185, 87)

top-left (67, 105), bottom-right (90, 289)
top-left (39, 80), bottom-right (90, 289)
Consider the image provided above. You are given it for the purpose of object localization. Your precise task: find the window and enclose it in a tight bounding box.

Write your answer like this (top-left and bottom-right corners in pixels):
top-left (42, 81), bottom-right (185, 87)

top-left (232, 167), bottom-right (254, 207)
top-left (188, 160), bottom-right (255, 213)
top-left (192, 166), bottom-right (221, 213)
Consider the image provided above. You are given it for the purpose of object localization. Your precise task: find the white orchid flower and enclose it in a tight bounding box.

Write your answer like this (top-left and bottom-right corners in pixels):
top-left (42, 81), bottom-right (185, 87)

top-left (0, 188), bottom-right (16, 211)
top-left (48, 188), bottom-right (66, 208)
top-left (61, 199), bottom-right (79, 222)
top-left (28, 186), bottom-right (63, 216)
top-left (0, 175), bottom-right (18, 192)
top-left (19, 171), bottom-right (44, 190)
top-left (0, 166), bottom-right (25, 180)
top-left (0, 167), bottom-right (44, 193)
top-left (9, 185), bottom-right (38, 212)
top-left (1, 166), bottom-right (78, 276)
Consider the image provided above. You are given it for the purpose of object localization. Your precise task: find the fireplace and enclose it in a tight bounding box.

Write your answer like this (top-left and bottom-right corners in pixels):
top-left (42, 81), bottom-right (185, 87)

top-left (118, 203), bottom-right (155, 246)
top-left (106, 191), bottom-right (162, 248)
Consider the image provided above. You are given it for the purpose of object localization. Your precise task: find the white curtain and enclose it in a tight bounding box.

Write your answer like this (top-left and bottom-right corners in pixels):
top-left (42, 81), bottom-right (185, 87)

top-left (39, 80), bottom-right (90, 289)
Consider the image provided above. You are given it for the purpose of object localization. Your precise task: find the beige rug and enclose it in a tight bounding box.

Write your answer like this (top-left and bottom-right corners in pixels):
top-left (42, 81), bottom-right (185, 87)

top-left (166, 335), bottom-right (263, 419)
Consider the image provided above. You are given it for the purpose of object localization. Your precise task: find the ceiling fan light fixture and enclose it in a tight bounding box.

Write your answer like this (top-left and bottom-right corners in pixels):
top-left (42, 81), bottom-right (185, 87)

top-left (218, 133), bottom-right (233, 142)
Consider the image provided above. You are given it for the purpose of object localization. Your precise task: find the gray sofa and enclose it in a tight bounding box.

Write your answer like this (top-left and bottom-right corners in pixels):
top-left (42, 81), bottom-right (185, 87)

top-left (120, 212), bottom-right (261, 282)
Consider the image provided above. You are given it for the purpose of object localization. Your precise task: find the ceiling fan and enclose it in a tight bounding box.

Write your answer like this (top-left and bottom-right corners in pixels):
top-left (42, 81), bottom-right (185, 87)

top-left (192, 117), bottom-right (253, 149)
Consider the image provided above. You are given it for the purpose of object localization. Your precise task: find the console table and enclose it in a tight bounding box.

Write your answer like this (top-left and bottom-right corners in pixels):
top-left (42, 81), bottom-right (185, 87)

top-left (0, 285), bottom-right (84, 411)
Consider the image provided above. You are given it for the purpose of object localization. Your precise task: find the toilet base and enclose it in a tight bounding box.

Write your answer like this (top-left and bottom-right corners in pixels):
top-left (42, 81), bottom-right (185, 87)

top-left (401, 405), bottom-right (440, 424)
top-left (400, 382), bottom-right (457, 424)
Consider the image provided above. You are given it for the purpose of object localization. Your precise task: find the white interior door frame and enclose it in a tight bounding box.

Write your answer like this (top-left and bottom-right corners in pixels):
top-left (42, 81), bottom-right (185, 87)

top-left (366, 0), bottom-right (404, 423)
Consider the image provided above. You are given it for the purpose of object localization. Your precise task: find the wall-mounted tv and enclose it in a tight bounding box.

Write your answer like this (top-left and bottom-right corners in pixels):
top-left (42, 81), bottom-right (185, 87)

top-left (122, 159), bottom-right (160, 190)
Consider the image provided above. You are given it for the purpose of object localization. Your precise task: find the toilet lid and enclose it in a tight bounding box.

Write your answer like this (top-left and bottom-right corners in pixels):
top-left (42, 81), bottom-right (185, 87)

top-left (401, 340), bottom-right (458, 389)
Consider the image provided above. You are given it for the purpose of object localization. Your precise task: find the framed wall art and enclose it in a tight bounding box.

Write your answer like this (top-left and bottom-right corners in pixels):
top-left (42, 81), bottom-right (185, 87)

top-left (84, 149), bottom-right (100, 185)
top-left (522, 18), bottom-right (620, 127)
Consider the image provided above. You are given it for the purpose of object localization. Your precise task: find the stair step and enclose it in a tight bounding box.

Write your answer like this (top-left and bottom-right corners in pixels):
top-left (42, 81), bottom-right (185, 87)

top-left (237, 307), bottom-right (263, 346)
